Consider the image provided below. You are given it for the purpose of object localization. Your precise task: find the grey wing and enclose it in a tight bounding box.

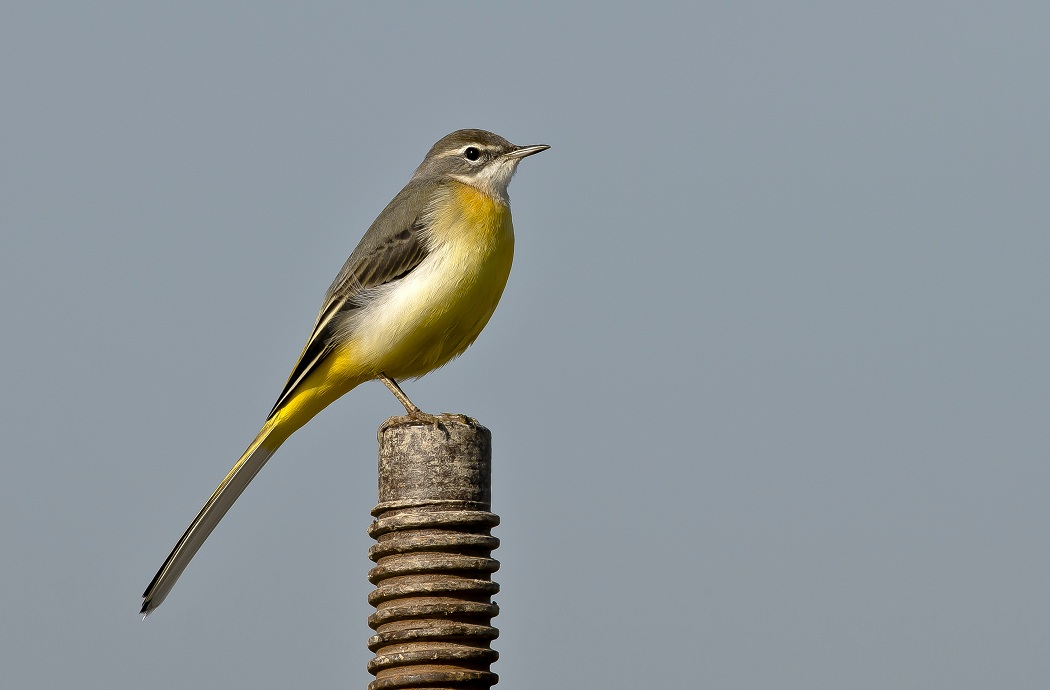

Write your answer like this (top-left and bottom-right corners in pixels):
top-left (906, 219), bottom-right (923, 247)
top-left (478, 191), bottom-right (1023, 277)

top-left (266, 182), bottom-right (434, 418)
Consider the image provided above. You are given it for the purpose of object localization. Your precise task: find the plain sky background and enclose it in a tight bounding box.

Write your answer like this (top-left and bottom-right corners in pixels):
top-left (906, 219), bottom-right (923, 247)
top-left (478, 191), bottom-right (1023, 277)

top-left (2, 3), bottom-right (1048, 688)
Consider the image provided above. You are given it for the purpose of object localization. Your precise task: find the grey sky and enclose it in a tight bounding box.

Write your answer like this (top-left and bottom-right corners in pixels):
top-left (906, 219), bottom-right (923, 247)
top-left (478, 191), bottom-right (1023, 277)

top-left (2, 3), bottom-right (1048, 688)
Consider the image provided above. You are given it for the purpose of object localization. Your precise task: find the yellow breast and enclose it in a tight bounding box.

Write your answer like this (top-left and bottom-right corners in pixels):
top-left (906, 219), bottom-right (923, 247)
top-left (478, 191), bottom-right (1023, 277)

top-left (348, 181), bottom-right (516, 379)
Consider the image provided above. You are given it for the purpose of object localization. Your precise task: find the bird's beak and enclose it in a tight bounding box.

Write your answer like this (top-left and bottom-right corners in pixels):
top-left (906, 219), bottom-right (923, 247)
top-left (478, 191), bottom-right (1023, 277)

top-left (504, 144), bottom-right (551, 159)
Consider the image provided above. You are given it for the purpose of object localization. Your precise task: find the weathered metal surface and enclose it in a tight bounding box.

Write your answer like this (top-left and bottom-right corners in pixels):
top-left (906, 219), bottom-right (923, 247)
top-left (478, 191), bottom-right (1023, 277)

top-left (367, 419), bottom-right (500, 690)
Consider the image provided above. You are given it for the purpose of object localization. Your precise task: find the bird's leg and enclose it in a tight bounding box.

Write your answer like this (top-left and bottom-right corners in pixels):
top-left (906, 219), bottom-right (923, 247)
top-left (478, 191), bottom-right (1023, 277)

top-left (378, 373), bottom-right (442, 431)
top-left (377, 373), bottom-right (475, 431)
top-left (379, 373), bottom-right (424, 416)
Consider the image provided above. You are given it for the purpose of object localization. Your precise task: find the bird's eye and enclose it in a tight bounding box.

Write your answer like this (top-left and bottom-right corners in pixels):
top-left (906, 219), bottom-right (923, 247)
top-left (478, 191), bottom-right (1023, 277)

top-left (464, 147), bottom-right (481, 161)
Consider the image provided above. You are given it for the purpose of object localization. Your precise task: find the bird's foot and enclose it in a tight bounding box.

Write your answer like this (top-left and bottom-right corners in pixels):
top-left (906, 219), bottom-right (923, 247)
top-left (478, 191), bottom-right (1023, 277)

top-left (379, 411), bottom-right (476, 434)
top-left (434, 412), bottom-right (476, 427)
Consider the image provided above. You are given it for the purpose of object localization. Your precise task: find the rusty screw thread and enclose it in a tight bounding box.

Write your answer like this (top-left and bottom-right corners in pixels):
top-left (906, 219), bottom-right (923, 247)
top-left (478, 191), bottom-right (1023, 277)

top-left (367, 420), bottom-right (500, 690)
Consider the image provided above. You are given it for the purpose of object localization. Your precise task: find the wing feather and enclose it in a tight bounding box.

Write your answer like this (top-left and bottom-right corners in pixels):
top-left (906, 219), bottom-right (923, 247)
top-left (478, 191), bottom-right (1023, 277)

top-left (266, 182), bottom-right (435, 418)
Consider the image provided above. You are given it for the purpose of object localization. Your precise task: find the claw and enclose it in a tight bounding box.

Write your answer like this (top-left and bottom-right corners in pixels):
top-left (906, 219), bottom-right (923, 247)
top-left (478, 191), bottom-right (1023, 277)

top-left (379, 411), bottom-right (475, 436)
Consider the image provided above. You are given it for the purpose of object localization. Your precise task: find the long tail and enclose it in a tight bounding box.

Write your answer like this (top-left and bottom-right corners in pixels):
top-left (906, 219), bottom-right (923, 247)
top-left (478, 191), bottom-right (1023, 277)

top-left (141, 340), bottom-right (369, 615)
top-left (140, 419), bottom-right (284, 616)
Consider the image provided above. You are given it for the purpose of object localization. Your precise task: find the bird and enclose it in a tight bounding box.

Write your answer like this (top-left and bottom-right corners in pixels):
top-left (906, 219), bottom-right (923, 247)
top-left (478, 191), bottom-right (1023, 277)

top-left (141, 129), bottom-right (549, 615)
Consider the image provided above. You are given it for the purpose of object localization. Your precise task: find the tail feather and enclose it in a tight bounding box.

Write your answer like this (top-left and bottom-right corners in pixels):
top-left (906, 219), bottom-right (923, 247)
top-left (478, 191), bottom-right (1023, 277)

top-left (141, 420), bottom-right (282, 616)
top-left (141, 346), bottom-right (367, 616)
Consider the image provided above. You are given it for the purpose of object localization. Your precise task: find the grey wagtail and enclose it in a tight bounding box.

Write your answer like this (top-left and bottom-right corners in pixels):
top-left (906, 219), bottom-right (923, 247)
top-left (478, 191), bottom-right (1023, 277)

top-left (141, 129), bottom-right (548, 615)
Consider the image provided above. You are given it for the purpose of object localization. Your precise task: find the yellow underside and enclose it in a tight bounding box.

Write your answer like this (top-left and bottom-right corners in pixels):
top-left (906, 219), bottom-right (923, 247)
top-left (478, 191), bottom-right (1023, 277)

top-left (264, 181), bottom-right (515, 446)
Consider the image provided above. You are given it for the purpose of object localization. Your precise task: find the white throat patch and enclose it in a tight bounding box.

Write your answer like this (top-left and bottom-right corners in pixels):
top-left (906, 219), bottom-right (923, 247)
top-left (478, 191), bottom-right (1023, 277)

top-left (451, 157), bottom-right (520, 205)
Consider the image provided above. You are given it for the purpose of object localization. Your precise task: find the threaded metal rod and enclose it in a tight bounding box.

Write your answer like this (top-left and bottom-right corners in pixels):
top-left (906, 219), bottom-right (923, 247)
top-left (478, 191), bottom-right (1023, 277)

top-left (367, 419), bottom-right (500, 690)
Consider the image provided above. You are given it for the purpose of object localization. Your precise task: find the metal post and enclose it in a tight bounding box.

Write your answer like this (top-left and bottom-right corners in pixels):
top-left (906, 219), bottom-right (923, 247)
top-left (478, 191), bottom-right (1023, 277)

top-left (367, 419), bottom-right (500, 689)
